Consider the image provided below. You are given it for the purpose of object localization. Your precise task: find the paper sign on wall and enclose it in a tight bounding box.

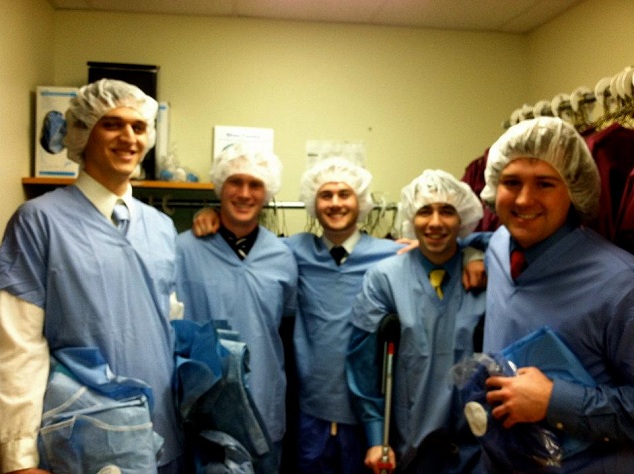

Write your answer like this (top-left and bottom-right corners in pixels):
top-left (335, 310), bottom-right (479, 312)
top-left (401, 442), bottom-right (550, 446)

top-left (212, 126), bottom-right (274, 160)
top-left (305, 140), bottom-right (366, 168)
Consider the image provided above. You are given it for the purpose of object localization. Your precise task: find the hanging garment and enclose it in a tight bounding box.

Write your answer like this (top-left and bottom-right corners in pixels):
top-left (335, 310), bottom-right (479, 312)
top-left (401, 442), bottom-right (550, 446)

top-left (614, 167), bottom-right (634, 254)
top-left (461, 149), bottom-right (500, 232)
top-left (584, 123), bottom-right (634, 241)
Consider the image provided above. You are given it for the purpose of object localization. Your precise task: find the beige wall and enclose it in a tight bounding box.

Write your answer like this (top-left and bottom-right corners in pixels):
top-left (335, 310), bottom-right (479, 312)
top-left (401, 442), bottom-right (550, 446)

top-left (0, 0), bottom-right (55, 236)
top-left (525, 0), bottom-right (634, 119)
top-left (51, 12), bottom-right (526, 224)
top-left (1, 0), bottom-right (633, 235)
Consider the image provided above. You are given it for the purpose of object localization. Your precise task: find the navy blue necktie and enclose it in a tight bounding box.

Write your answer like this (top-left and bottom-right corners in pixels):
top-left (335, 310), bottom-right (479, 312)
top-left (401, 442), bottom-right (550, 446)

top-left (330, 246), bottom-right (347, 265)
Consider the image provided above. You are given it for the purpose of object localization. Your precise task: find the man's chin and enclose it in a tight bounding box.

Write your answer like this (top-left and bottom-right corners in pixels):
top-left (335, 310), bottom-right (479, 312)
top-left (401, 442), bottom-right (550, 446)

top-left (423, 237), bottom-right (448, 249)
top-left (237, 212), bottom-right (261, 224)
top-left (325, 217), bottom-right (353, 228)
top-left (324, 222), bottom-right (355, 234)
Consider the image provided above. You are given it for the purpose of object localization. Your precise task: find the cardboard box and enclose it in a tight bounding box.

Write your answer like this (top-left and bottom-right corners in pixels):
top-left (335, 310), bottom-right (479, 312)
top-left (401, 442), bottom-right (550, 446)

top-left (34, 86), bottom-right (79, 177)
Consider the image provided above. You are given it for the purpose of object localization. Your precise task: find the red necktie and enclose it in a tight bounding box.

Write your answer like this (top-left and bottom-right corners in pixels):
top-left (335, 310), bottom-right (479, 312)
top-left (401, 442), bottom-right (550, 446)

top-left (510, 249), bottom-right (526, 280)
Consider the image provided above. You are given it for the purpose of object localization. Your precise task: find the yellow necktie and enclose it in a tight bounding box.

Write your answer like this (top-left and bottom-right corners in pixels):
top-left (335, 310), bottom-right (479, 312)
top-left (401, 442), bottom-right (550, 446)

top-left (429, 269), bottom-right (445, 299)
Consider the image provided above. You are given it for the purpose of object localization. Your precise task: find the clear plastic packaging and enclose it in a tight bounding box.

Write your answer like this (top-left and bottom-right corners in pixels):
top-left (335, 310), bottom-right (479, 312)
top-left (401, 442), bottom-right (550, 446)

top-left (157, 149), bottom-right (199, 182)
top-left (452, 353), bottom-right (563, 473)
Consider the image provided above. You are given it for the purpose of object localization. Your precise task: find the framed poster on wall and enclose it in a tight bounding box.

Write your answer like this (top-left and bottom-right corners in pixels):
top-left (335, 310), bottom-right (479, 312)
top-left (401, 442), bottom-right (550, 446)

top-left (34, 86), bottom-right (79, 177)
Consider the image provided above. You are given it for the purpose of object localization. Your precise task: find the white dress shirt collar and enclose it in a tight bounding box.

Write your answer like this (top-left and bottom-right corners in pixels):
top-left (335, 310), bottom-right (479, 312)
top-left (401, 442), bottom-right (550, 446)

top-left (74, 172), bottom-right (134, 221)
top-left (322, 228), bottom-right (361, 255)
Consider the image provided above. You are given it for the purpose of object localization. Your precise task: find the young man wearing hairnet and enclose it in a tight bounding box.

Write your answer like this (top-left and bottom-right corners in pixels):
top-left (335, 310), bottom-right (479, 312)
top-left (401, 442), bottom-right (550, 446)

top-left (0, 79), bottom-right (184, 473)
top-left (346, 169), bottom-right (486, 474)
top-left (282, 157), bottom-right (407, 474)
top-left (175, 144), bottom-right (298, 474)
top-left (476, 116), bottom-right (634, 472)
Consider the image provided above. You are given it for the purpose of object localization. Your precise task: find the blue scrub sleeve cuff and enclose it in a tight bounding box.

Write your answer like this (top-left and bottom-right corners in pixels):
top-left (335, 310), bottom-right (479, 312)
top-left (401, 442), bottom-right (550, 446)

top-left (546, 378), bottom-right (585, 434)
top-left (459, 231), bottom-right (493, 251)
top-left (364, 420), bottom-right (385, 448)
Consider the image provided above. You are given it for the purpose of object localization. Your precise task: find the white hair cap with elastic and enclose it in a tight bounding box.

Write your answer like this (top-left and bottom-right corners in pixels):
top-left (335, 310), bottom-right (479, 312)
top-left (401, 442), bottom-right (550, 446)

top-left (400, 169), bottom-right (483, 239)
top-left (299, 156), bottom-right (374, 222)
top-left (480, 116), bottom-right (600, 223)
top-left (210, 143), bottom-right (282, 202)
top-left (64, 78), bottom-right (158, 165)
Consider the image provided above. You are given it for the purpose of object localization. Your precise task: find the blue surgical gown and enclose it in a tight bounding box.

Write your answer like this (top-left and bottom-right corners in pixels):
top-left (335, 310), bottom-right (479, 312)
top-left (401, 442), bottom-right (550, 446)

top-left (0, 185), bottom-right (183, 466)
top-left (286, 232), bottom-right (403, 424)
top-left (347, 249), bottom-right (486, 470)
top-left (176, 227), bottom-right (298, 444)
top-left (484, 225), bottom-right (634, 472)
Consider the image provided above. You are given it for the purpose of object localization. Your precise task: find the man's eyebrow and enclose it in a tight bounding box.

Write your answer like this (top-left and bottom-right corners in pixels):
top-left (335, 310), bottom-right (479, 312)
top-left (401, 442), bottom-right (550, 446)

top-left (535, 175), bottom-right (563, 181)
top-left (500, 171), bottom-right (562, 180)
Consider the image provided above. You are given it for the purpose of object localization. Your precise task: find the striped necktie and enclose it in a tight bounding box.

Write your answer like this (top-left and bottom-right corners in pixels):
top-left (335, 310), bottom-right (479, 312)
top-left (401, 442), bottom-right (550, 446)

top-left (235, 237), bottom-right (249, 260)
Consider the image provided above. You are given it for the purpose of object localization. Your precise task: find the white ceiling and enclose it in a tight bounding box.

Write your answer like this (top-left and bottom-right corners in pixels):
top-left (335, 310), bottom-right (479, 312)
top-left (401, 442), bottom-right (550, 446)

top-left (46, 0), bottom-right (584, 34)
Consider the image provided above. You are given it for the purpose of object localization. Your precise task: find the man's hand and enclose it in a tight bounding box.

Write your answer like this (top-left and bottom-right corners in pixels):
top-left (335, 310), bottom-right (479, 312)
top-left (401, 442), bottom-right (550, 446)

top-left (365, 445), bottom-right (396, 474)
top-left (192, 207), bottom-right (220, 237)
top-left (485, 366), bottom-right (554, 428)
top-left (462, 259), bottom-right (487, 291)
top-left (394, 238), bottom-right (417, 255)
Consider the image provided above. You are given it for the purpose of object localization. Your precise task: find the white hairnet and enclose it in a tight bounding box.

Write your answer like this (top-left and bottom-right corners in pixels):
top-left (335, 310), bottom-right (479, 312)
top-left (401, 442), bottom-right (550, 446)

top-left (480, 116), bottom-right (600, 223)
top-left (64, 79), bottom-right (158, 165)
top-left (299, 156), bottom-right (374, 222)
top-left (210, 143), bottom-right (282, 201)
top-left (400, 169), bottom-right (483, 239)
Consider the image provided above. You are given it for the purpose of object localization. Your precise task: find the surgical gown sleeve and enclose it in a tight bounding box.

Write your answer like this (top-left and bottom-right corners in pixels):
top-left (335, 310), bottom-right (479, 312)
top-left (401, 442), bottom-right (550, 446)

top-left (0, 290), bottom-right (49, 472)
top-left (346, 268), bottom-right (395, 448)
top-left (545, 283), bottom-right (634, 444)
top-left (459, 231), bottom-right (493, 251)
top-left (347, 327), bottom-right (384, 447)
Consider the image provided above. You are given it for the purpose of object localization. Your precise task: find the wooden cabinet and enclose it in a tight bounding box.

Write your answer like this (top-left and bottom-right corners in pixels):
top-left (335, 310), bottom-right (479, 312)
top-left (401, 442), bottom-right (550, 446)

top-left (22, 178), bottom-right (217, 232)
